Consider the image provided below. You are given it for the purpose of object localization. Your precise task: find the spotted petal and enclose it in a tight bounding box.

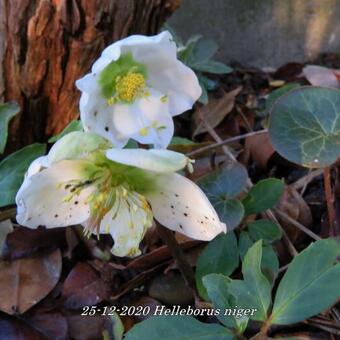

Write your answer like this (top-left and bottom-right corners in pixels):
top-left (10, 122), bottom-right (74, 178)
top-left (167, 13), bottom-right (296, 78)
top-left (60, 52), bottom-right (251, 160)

top-left (145, 173), bottom-right (226, 241)
top-left (16, 160), bottom-right (94, 228)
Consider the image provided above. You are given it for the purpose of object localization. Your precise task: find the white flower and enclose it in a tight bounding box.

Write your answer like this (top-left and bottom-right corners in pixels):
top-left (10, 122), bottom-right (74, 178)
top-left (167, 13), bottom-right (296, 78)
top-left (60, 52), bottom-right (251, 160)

top-left (76, 31), bottom-right (201, 148)
top-left (16, 132), bottom-right (226, 257)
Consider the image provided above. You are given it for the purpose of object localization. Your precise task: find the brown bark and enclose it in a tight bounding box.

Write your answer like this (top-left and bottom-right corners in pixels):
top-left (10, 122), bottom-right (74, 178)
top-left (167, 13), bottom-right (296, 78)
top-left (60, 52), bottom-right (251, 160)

top-left (0, 0), bottom-right (180, 151)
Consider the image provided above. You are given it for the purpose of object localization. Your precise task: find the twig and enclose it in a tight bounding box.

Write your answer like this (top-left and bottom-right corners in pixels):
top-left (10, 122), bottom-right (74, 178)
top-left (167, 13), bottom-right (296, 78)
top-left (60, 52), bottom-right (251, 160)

top-left (156, 222), bottom-right (195, 287)
top-left (292, 168), bottom-right (323, 191)
top-left (264, 209), bottom-right (298, 257)
top-left (324, 166), bottom-right (336, 236)
top-left (274, 208), bottom-right (321, 240)
top-left (186, 130), bottom-right (268, 158)
top-left (0, 207), bottom-right (16, 221)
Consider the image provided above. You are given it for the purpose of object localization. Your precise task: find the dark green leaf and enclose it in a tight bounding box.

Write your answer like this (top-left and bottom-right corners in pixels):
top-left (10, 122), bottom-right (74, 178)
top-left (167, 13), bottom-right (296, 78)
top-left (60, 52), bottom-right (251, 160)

top-left (0, 102), bottom-right (20, 153)
top-left (48, 120), bottom-right (83, 143)
top-left (269, 86), bottom-right (340, 168)
top-left (170, 136), bottom-right (195, 145)
top-left (210, 197), bottom-right (244, 230)
top-left (199, 162), bottom-right (248, 198)
top-left (0, 144), bottom-right (46, 207)
top-left (193, 38), bottom-right (219, 62)
top-left (266, 83), bottom-right (300, 112)
top-left (193, 60), bottom-right (233, 74)
top-left (247, 219), bottom-right (282, 243)
top-left (196, 232), bottom-right (238, 300)
top-left (203, 274), bottom-right (248, 332)
top-left (238, 232), bottom-right (278, 285)
top-left (228, 241), bottom-right (272, 321)
top-left (271, 238), bottom-right (340, 325)
top-left (261, 245), bottom-right (279, 284)
top-left (198, 77), bottom-right (209, 104)
top-left (242, 178), bottom-right (284, 215)
top-left (125, 315), bottom-right (234, 340)
top-left (178, 35), bottom-right (202, 65)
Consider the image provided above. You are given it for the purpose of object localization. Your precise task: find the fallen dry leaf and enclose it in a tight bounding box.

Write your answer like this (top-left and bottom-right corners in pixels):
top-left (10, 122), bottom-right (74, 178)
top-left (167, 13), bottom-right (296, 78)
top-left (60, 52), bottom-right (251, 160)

top-left (193, 86), bottom-right (242, 137)
top-left (0, 248), bottom-right (62, 315)
top-left (25, 312), bottom-right (68, 339)
top-left (66, 313), bottom-right (118, 340)
top-left (245, 132), bottom-right (275, 169)
top-left (3, 226), bottom-right (66, 260)
top-left (62, 262), bottom-right (109, 309)
top-left (276, 186), bottom-right (313, 242)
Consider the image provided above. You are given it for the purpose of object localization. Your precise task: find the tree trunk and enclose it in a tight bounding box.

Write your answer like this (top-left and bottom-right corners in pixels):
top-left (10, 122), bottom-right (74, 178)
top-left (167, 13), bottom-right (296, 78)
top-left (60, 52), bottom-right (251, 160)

top-left (0, 0), bottom-right (180, 151)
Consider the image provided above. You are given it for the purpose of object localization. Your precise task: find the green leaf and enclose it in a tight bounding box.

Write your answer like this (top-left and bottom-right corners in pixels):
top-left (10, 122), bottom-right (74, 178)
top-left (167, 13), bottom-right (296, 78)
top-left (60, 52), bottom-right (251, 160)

top-left (261, 245), bottom-right (279, 284)
top-left (125, 315), bottom-right (234, 340)
top-left (269, 86), bottom-right (340, 168)
top-left (193, 38), bottom-right (219, 62)
top-left (0, 143), bottom-right (46, 207)
top-left (238, 231), bottom-right (279, 285)
top-left (228, 241), bottom-right (272, 321)
top-left (48, 120), bottom-right (83, 143)
top-left (178, 35), bottom-right (202, 65)
top-left (0, 102), bottom-right (20, 153)
top-left (199, 74), bottom-right (218, 91)
top-left (203, 274), bottom-right (248, 332)
top-left (192, 60), bottom-right (233, 74)
top-left (170, 136), bottom-right (195, 145)
top-left (242, 178), bottom-right (284, 215)
top-left (247, 219), bottom-right (282, 243)
top-left (265, 83), bottom-right (300, 112)
top-left (196, 232), bottom-right (238, 300)
top-left (271, 238), bottom-right (340, 325)
top-left (210, 197), bottom-right (244, 230)
top-left (198, 76), bottom-right (209, 104)
top-left (199, 163), bottom-right (248, 229)
top-left (199, 162), bottom-right (248, 198)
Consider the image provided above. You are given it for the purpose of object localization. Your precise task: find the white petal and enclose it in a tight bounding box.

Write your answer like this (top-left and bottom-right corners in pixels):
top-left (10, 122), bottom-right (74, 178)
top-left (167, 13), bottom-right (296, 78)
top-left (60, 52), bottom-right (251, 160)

top-left (145, 173), bottom-right (226, 241)
top-left (26, 156), bottom-right (49, 178)
top-left (112, 88), bottom-right (173, 147)
top-left (98, 189), bottom-right (152, 257)
top-left (92, 56), bottom-right (114, 73)
top-left (105, 148), bottom-right (189, 173)
top-left (78, 96), bottom-right (129, 148)
top-left (100, 31), bottom-right (201, 116)
top-left (303, 65), bottom-right (340, 88)
top-left (75, 73), bottom-right (100, 94)
top-left (16, 160), bottom-right (94, 228)
top-left (15, 156), bottom-right (50, 201)
top-left (147, 61), bottom-right (202, 116)
top-left (101, 31), bottom-right (176, 64)
top-left (48, 131), bottom-right (112, 163)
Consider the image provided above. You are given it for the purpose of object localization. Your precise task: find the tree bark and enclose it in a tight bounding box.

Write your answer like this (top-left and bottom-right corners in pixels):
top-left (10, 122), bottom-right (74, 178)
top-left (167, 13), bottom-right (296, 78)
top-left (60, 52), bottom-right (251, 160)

top-left (0, 0), bottom-right (180, 151)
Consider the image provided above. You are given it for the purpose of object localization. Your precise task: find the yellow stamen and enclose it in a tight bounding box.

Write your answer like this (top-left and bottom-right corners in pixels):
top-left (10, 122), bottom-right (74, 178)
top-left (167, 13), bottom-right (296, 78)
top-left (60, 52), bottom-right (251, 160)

top-left (115, 72), bottom-right (146, 103)
top-left (139, 127), bottom-right (149, 136)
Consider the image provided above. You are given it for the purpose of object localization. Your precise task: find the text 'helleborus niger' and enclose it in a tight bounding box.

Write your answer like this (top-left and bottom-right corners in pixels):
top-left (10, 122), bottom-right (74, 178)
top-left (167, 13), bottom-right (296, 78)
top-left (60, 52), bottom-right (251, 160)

top-left (76, 31), bottom-right (201, 149)
top-left (16, 132), bottom-right (226, 257)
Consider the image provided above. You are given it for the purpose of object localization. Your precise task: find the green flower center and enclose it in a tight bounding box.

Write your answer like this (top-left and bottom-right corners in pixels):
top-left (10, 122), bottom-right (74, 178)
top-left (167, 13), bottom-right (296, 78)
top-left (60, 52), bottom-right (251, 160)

top-left (62, 151), bottom-right (155, 236)
top-left (98, 53), bottom-right (148, 104)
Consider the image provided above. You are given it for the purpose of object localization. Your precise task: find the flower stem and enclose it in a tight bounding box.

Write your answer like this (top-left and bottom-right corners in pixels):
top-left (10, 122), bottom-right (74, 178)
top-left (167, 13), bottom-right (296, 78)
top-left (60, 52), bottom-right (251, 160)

top-left (324, 166), bottom-right (336, 236)
top-left (156, 222), bottom-right (195, 287)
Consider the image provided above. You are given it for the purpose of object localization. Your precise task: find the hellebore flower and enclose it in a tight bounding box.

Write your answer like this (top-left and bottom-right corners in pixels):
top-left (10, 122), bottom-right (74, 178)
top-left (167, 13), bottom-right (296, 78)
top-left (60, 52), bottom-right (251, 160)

top-left (76, 31), bottom-right (201, 148)
top-left (16, 132), bottom-right (226, 257)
